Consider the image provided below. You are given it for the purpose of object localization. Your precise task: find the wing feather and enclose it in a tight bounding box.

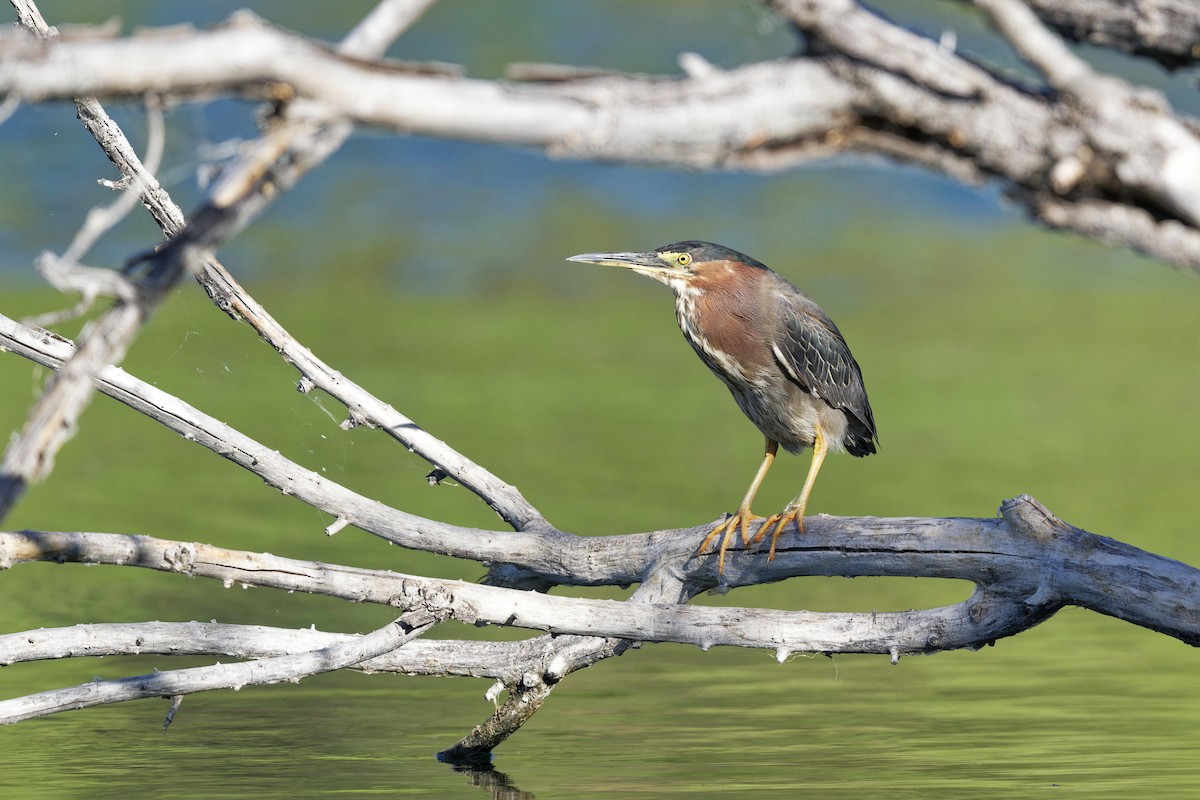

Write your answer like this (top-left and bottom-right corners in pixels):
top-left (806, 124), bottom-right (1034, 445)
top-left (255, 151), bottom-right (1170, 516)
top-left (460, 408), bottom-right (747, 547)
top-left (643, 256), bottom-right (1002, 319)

top-left (772, 293), bottom-right (878, 455)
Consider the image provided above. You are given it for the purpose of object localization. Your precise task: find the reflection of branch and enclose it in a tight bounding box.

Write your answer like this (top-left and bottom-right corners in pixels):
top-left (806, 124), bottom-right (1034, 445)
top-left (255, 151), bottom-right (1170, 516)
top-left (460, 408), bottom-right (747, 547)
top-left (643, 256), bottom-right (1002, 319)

top-left (444, 760), bottom-right (536, 800)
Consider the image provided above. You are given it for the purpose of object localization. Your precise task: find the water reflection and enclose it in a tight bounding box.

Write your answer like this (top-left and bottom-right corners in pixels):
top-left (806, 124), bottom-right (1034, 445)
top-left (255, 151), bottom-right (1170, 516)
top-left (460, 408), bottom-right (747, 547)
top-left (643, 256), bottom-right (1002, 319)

top-left (445, 757), bottom-right (536, 800)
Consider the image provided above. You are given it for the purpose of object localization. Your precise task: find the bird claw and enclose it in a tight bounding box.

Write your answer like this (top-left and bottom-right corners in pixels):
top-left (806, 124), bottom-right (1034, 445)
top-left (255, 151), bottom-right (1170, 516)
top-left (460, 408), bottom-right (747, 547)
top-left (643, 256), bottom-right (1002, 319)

top-left (749, 509), bottom-right (805, 561)
top-left (697, 510), bottom-right (764, 575)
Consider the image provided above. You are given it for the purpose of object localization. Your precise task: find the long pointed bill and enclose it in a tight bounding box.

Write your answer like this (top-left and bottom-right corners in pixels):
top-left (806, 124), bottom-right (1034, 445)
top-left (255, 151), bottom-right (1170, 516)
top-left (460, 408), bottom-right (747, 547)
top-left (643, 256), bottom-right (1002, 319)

top-left (566, 251), bottom-right (672, 279)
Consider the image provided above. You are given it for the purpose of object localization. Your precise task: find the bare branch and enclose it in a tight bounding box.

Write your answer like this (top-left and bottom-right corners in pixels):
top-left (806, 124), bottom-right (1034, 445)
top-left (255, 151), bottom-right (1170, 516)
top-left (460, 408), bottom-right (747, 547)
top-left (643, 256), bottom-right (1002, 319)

top-left (3, 493), bottom-right (1199, 652)
top-left (26, 102), bottom-right (166, 327)
top-left (333, 0), bottom-right (440, 61)
top-left (766, 0), bottom-right (993, 97)
top-left (0, 2), bottom-right (192, 518)
top-left (1021, 0), bottom-right (1200, 70)
top-left (0, 312), bottom-right (517, 565)
top-left (0, 622), bottom-right (597, 682)
top-left (970, 0), bottom-right (1103, 99)
top-left (8, 7), bottom-right (535, 528)
top-left (443, 681), bottom-right (555, 761)
top-left (0, 610), bottom-right (437, 724)
top-left (193, 265), bottom-right (542, 531)
top-left (2, 491), bottom-right (1199, 737)
top-left (3, 0), bottom-right (1199, 755)
top-left (0, 0), bottom-right (437, 521)
top-left (972, 0), bottom-right (1200, 229)
top-left (4, 310), bottom-right (1200, 648)
top-left (61, 102), bottom-right (166, 267)
top-left (5, 9), bottom-right (1200, 270)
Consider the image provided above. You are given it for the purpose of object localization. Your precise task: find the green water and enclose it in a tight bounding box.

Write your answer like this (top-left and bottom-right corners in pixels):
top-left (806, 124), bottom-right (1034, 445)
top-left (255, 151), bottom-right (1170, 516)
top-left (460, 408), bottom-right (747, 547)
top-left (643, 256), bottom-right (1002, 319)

top-left (1, 222), bottom-right (1198, 797)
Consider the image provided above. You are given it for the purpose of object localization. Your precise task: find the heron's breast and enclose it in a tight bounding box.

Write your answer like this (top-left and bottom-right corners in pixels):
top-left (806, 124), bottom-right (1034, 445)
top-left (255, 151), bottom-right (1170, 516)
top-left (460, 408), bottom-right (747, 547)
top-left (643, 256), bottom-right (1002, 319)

top-left (674, 284), bottom-right (774, 387)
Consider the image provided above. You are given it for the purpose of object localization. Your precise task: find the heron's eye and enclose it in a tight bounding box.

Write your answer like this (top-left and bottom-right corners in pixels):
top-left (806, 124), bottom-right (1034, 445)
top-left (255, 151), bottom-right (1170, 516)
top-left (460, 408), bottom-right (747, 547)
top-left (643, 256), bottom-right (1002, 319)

top-left (677, 253), bottom-right (692, 267)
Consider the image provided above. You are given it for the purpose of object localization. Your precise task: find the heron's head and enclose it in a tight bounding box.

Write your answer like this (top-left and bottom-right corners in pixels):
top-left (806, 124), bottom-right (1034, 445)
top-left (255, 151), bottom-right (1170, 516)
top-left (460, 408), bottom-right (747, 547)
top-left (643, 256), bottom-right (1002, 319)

top-left (566, 241), bottom-right (768, 290)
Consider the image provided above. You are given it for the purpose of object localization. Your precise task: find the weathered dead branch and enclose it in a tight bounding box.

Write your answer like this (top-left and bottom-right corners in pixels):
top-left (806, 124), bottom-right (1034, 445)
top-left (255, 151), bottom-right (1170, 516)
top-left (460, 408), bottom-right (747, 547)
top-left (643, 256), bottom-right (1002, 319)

top-left (2, 0), bottom-right (1198, 758)
top-left (0, 0), bottom-right (437, 520)
top-left (4, 3), bottom-right (1200, 269)
top-left (0, 490), bottom-right (1197, 752)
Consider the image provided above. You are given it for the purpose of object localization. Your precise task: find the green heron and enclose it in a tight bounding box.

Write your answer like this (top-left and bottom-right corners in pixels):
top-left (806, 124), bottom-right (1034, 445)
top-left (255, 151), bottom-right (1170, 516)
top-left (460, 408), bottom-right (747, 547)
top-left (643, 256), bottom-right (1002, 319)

top-left (568, 241), bottom-right (877, 574)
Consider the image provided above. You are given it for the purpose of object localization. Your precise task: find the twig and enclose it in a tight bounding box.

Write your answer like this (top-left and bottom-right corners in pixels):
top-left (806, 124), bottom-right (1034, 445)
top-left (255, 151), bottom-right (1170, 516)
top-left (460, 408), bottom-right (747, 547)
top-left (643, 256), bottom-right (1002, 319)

top-left (0, 311), bottom-right (557, 569)
top-left (27, 102), bottom-right (166, 327)
top-left (62, 101), bottom-right (166, 266)
top-left (195, 265), bottom-right (543, 530)
top-left (338, 0), bottom-right (439, 57)
top-left (0, 0), bottom-right (445, 522)
top-left (0, 1), bottom-right (182, 519)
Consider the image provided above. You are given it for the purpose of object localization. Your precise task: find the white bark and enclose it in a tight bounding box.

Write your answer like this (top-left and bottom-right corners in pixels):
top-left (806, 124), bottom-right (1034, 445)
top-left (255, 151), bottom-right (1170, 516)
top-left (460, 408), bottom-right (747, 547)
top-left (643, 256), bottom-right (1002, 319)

top-left (4, 4), bottom-right (1200, 268)
top-left (2, 0), bottom-right (1198, 759)
top-left (1021, 0), bottom-right (1200, 70)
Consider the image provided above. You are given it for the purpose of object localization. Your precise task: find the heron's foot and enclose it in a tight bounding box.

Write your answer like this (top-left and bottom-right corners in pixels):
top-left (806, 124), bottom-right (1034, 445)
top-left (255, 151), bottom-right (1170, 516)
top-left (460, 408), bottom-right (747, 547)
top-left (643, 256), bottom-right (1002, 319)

top-left (697, 509), bottom-right (763, 575)
top-left (750, 507), bottom-right (806, 561)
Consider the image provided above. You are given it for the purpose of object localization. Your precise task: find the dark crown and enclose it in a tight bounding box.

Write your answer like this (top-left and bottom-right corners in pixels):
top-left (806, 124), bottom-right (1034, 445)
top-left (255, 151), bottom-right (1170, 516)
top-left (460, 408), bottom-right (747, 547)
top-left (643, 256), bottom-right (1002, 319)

top-left (655, 241), bottom-right (770, 270)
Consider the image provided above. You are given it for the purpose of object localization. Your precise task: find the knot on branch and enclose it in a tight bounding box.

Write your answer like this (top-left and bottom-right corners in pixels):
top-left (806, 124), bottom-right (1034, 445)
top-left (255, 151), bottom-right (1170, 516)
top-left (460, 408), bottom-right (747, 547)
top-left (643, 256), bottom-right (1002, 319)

top-left (1000, 495), bottom-right (1071, 608)
top-left (483, 563), bottom-right (556, 592)
top-left (339, 410), bottom-right (370, 431)
top-left (390, 579), bottom-right (472, 623)
top-left (1000, 494), bottom-right (1072, 544)
top-left (162, 542), bottom-right (196, 573)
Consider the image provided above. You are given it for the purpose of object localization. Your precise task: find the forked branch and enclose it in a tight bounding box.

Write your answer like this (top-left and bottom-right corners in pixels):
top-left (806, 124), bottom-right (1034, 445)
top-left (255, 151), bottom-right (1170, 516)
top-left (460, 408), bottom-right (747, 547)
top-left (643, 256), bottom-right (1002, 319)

top-left (0, 491), bottom-right (1197, 755)
top-left (3, 0), bottom-right (1199, 758)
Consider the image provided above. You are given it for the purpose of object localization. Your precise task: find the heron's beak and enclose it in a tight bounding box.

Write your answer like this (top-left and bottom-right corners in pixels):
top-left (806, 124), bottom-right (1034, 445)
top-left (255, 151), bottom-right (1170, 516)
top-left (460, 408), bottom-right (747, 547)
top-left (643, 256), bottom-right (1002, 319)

top-left (566, 251), bottom-right (673, 279)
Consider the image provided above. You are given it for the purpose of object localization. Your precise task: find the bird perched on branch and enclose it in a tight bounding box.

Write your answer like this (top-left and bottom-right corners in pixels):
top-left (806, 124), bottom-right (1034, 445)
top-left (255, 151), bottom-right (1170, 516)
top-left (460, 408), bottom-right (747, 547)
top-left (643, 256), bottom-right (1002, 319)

top-left (568, 241), bottom-right (877, 574)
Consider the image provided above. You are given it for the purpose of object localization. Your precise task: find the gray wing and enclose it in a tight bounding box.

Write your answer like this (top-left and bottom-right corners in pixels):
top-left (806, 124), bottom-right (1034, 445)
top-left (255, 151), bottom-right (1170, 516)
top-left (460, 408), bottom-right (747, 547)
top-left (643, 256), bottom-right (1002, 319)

top-left (770, 293), bottom-right (878, 456)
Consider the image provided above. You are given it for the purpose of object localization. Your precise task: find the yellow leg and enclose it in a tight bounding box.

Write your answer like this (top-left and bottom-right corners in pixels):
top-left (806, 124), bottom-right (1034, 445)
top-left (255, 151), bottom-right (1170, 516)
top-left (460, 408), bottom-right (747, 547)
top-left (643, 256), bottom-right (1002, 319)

top-left (697, 438), bottom-right (778, 574)
top-left (754, 425), bottom-right (828, 561)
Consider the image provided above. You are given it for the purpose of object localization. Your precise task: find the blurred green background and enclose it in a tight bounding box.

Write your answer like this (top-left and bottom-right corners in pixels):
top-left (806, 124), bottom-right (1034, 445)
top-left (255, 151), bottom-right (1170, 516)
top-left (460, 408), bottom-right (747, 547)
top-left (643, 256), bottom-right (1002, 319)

top-left (2, 1), bottom-right (1199, 798)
